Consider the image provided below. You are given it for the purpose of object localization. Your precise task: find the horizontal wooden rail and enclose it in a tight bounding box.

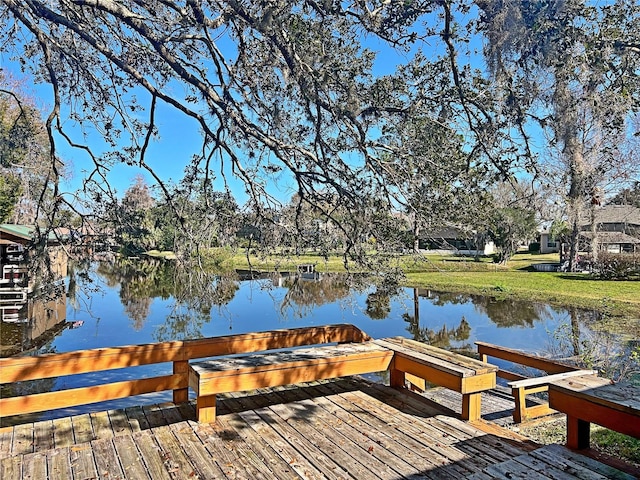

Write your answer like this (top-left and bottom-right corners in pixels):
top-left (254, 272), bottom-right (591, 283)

top-left (0, 324), bottom-right (369, 419)
top-left (475, 341), bottom-right (577, 381)
top-left (475, 341), bottom-right (584, 423)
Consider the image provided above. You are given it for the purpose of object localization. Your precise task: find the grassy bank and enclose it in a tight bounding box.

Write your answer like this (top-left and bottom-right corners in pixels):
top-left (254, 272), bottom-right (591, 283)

top-left (402, 253), bottom-right (640, 319)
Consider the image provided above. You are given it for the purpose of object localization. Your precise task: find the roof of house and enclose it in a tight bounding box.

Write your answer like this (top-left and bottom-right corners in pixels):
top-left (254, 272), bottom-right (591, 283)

top-left (591, 205), bottom-right (640, 226)
top-left (0, 224), bottom-right (66, 245)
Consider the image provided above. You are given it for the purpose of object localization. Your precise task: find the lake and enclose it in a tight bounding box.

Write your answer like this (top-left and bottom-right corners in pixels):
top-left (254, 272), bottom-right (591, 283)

top-left (0, 258), bottom-right (620, 418)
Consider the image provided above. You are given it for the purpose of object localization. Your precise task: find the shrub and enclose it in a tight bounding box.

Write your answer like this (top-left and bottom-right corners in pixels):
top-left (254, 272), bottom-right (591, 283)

top-left (528, 242), bottom-right (540, 252)
top-left (594, 252), bottom-right (640, 280)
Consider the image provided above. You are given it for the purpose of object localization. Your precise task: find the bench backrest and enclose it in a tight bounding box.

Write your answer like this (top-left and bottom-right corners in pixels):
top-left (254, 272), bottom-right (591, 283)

top-left (475, 341), bottom-right (579, 382)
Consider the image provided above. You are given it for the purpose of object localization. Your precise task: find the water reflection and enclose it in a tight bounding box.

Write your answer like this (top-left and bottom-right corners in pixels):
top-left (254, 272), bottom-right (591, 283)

top-left (0, 284), bottom-right (67, 357)
top-left (0, 258), bottom-right (620, 360)
top-left (421, 290), bottom-right (557, 328)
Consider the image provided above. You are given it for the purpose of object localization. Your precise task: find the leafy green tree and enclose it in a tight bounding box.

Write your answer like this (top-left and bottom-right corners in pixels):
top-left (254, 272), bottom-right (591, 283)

top-left (0, 75), bottom-right (59, 225)
top-left (489, 206), bottom-right (537, 264)
top-left (0, 174), bottom-right (21, 222)
top-left (478, 0), bottom-right (640, 270)
top-left (118, 175), bottom-right (156, 254)
top-left (380, 115), bottom-right (492, 253)
top-left (0, 1), bottom-right (531, 259)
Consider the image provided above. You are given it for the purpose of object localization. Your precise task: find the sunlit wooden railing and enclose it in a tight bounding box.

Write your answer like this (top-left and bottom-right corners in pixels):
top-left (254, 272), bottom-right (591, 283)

top-left (475, 341), bottom-right (586, 422)
top-left (0, 324), bottom-right (371, 419)
top-left (475, 341), bottom-right (578, 382)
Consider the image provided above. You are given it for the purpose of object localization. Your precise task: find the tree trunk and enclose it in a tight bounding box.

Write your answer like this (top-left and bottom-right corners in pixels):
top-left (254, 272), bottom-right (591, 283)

top-left (412, 214), bottom-right (420, 254)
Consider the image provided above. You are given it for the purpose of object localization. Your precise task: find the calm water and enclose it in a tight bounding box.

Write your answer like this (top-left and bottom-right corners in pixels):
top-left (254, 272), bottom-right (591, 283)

top-left (1, 259), bottom-right (609, 418)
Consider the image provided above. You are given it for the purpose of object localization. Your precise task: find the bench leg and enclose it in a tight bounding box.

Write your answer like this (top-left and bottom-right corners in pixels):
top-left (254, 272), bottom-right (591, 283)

top-left (566, 415), bottom-right (590, 450)
top-left (390, 367), bottom-right (406, 388)
top-left (196, 395), bottom-right (217, 423)
top-left (461, 393), bottom-right (482, 421)
top-left (512, 387), bottom-right (526, 423)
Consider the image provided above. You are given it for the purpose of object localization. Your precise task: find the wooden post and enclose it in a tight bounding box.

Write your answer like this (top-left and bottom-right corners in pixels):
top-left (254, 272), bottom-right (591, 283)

top-left (512, 386), bottom-right (527, 423)
top-left (461, 393), bottom-right (482, 421)
top-left (566, 416), bottom-right (590, 450)
top-left (196, 395), bottom-right (217, 423)
top-left (173, 360), bottom-right (189, 404)
top-left (389, 359), bottom-right (406, 388)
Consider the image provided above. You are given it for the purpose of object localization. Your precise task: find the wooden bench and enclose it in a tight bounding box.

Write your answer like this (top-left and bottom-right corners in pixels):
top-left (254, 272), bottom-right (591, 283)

top-left (508, 369), bottom-right (597, 423)
top-left (476, 341), bottom-right (589, 423)
top-left (376, 337), bottom-right (498, 421)
top-left (189, 341), bottom-right (394, 422)
top-left (0, 323), bottom-right (373, 420)
top-left (548, 374), bottom-right (640, 450)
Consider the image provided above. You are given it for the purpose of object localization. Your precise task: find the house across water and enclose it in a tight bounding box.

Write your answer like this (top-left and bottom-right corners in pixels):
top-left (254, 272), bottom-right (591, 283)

top-left (0, 224), bottom-right (68, 355)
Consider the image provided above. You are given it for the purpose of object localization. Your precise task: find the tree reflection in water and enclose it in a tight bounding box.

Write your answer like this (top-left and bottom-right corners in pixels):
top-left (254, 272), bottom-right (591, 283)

top-left (95, 258), bottom-right (239, 339)
top-left (423, 290), bottom-right (554, 328)
top-left (66, 259), bottom-right (639, 383)
top-left (279, 274), bottom-right (353, 319)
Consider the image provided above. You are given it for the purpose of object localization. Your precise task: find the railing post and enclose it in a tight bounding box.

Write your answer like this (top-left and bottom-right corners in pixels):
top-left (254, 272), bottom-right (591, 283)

top-left (173, 359), bottom-right (189, 404)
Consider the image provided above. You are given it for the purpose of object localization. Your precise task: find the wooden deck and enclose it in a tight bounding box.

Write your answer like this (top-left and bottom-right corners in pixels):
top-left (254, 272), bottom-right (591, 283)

top-left (1, 377), bottom-right (637, 480)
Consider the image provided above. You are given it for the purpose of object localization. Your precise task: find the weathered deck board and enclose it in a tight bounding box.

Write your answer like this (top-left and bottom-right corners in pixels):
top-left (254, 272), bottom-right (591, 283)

top-left (92, 437), bottom-right (126, 480)
top-left (0, 377), bottom-right (637, 479)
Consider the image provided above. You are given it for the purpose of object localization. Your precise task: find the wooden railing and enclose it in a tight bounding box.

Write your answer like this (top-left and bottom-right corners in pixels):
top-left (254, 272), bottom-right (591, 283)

top-left (475, 341), bottom-right (587, 422)
top-left (0, 324), bottom-right (371, 419)
top-left (475, 341), bottom-right (577, 382)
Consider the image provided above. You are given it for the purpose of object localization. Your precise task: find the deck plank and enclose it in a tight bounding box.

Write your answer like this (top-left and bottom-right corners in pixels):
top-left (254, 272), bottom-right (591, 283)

top-left (124, 405), bottom-right (150, 432)
top-left (0, 377), bottom-right (637, 479)
top-left (265, 394), bottom-right (403, 479)
top-left (483, 458), bottom-right (552, 479)
top-left (92, 437), bottom-right (127, 480)
top-left (204, 415), bottom-right (274, 479)
top-left (529, 444), bottom-right (636, 480)
top-left (150, 424), bottom-right (200, 479)
top-left (109, 408), bottom-right (134, 436)
top-left (0, 426), bottom-right (12, 458)
top-left (33, 420), bottom-right (55, 453)
top-left (10, 421), bottom-right (33, 455)
top-left (69, 442), bottom-right (99, 479)
top-left (52, 416), bottom-right (74, 448)
top-left (47, 446), bottom-right (73, 479)
top-left (90, 410), bottom-right (114, 439)
top-left (162, 402), bottom-right (229, 479)
top-left (0, 454), bottom-right (21, 480)
top-left (194, 412), bottom-right (262, 479)
top-left (113, 432), bottom-right (154, 480)
top-left (230, 393), bottom-right (347, 479)
top-left (71, 413), bottom-right (94, 444)
top-left (214, 410), bottom-right (302, 480)
top-left (511, 451), bottom-right (588, 480)
top-left (294, 382), bottom-right (467, 479)
top-left (362, 380), bottom-right (530, 460)
top-left (22, 451), bottom-right (47, 480)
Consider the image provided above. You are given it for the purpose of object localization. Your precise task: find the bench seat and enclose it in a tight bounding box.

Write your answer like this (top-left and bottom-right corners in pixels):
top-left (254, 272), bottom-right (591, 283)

top-left (189, 342), bottom-right (394, 422)
top-left (375, 337), bottom-right (498, 421)
top-left (549, 374), bottom-right (640, 449)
